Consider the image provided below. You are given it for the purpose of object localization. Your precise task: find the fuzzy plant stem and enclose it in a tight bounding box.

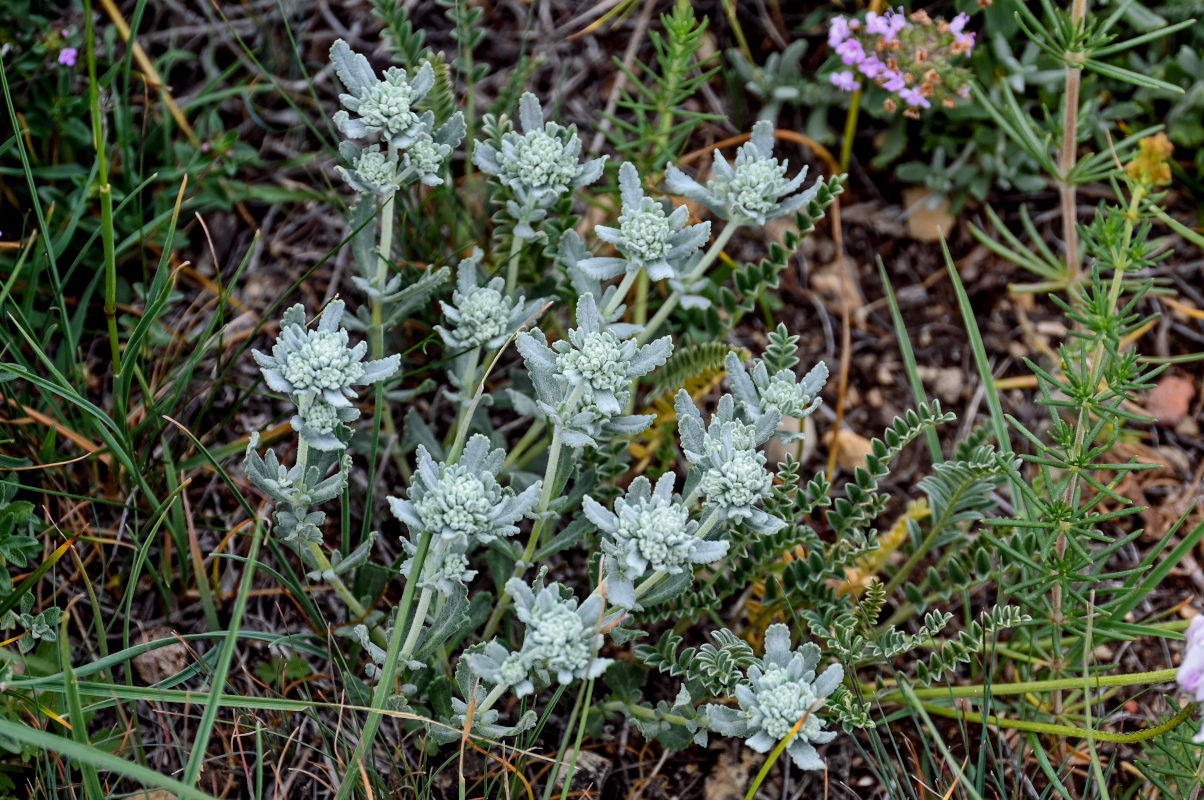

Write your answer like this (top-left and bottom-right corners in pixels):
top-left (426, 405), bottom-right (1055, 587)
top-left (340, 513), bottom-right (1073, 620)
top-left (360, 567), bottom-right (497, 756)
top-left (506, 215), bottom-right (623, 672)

top-left (504, 233), bottom-right (525, 296)
top-left (472, 681), bottom-right (511, 721)
top-left (370, 190), bottom-right (396, 359)
top-left (601, 270), bottom-right (640, 319)
top-left (1058, 0), bottom-right (1088, 284)
top-left (334, 529), bottom-right (432, 800)
top-left (482, 384), bottom-right (586, 640)
top-left (398, 585), bottom-right (434, 661)
top-left (447, 345), bottom-right (482, 461)
top-left (480, 427), bottom-right (565, 641)
top-left (636, 221), bottom-right (736, 346)
top-left (292, 435), bottom-right (385, 645)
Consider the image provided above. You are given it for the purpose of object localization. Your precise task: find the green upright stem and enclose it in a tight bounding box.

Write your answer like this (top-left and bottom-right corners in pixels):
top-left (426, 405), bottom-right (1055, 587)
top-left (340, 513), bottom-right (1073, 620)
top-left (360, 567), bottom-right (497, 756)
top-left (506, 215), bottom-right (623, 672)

top-left (85, 0), bottom-right (120, 375)
top-left (474, 681), bottom-right (510, 720)
top-left (601, 270), bottom-right (639, 319)
top-left (481, 390), bottom-right (581, 641)
top-left (334, 529), bottom-right (432, 800)
top-left (182, 520), bottom-right (265, 786)
top-left (636, 222), bottom-right (736, 346)
top-left (295, 433), bottom-right (384, 645)
top-left (447, 346), bottom-right (482, 462)
top-left (633, 270), bottom-right (649, 327)
top-left (504, 234), bottom-right (525, 296)
top-left (838, 88), bottom-right (863, 175)
top-left (399, 586), bottom-right (434, 661)
top-left (1058, 0), bottom-right (1089, 284)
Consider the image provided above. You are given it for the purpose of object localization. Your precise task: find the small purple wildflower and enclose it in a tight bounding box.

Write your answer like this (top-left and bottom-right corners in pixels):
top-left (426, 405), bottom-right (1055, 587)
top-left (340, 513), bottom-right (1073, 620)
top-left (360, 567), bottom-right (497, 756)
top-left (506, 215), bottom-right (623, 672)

top-left (829, 71), bottom-right (860, 92)
top-left (865, 11), bottom-right (890, 37)
top-left (835, 39), bottom-right (865, 66)
top-left (827, 7), bottom-right (974, 116)
top-left (899, 87), bottom-right (931, 108)
top-left (828, 17), bottom-right (851, 47)
top-left (1178, 616), bottom-right (1204, 742)
top-left (881, 70), bottom-right (907, 93)
top-left (57, 47), bottom-right (77, 67)
top-left (860, 55), bottom-right (886, 79)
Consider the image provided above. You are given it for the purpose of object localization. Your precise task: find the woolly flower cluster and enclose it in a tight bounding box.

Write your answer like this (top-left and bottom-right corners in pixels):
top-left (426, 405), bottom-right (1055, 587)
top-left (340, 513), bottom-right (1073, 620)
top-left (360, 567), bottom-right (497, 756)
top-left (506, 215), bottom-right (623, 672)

top-left (579, 162), bottom-right (710, 281)
top-left (676, 393), bottom-right (783, 534)
top-left (584, 474), bottom-right (729, 609)
top-left (474, 93), bottom-right (605, 240)
top-left (330, 39), bottom-right (465, 192)
top-left (470, 577), bottom-right (612, 696)
top-left (828, 8), bottom-right (975, 117)
top-left (517, 293), bottom-right (671, 448)
top-left (666, 120), bottom-right (819, 226)
top-left (252, 300), bottom-right (399, 450)
top-left (1178, 616), bottom-right (1204, 743)
top-left (389, 435), bottom-right (540, 595)
top-left (727, 351), bottom-right (828, 444)
top-left (706, 624), bottom-right (843, 771)
top-left (435, 255), bottom-right (547, 350)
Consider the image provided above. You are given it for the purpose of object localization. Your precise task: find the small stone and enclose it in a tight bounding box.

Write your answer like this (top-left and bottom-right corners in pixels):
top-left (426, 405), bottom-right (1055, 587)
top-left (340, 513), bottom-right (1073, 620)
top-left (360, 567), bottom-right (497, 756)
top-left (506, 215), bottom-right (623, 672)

top-left (902, 187), bottom-right (955, 241)
top-left (917, 365), bottom-right (965, 403)
top-left (132, 626), bottom-right (190, 684)
top-left (825, 428), bottom-right (875, 471)
top-left (1146, 375), bottom-right (1196, 426)
top-left (552, 749), bottom-right (611, 795)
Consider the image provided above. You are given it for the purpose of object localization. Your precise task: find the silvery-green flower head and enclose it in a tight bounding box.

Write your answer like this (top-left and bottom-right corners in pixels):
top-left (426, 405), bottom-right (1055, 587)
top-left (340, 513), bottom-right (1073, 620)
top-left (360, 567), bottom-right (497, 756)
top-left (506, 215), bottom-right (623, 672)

top-left (388, 434), bottom-right (540, 546)
top-left (676, 392), bottom-right (783, 534)
top-left (292, 399), bottom-right (360, 452)
top-left (665, 120), bottom-right (820, 226)
top-left (584, 474), bottom-right (729, 609)
top-left (436, 254), bottom-right (547, 350)
top-left (399, 533), bottom-right (476, 596)
top-left (403, 113), bottom-right (467, 186)
top-left (330, 39), bottom-right (435, 148)
top-left (727, 351), bottom-right (827, 444)
top-left (336, 142), bottom-right (405, 196)
top-left (579, 162), bottom-right (710, 282)
top-left (705, 624), bottom-right (842, 771)
top-left (252, 300), bottom-right (400, 411)
top-left (403, 129), bottom-right (450, 187)
top-left (519, 293), bottom-right (672, 418)
top-left (466, 639), bottom-right (537, 698)
top-left (508, 577), bottom-right (612, 691)
top-left (473, 93), bottom-right (606, 210)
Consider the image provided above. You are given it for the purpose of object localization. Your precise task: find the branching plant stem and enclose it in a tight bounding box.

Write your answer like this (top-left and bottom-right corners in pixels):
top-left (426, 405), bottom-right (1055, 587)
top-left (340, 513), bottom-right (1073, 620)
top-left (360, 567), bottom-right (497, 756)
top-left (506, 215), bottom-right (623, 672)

top-left (1050, 184), bottom-right (1144, 715)
top-left (636, 221), bottom-right (736, 345)
top-left (482, 384), bottom-right (586, 640)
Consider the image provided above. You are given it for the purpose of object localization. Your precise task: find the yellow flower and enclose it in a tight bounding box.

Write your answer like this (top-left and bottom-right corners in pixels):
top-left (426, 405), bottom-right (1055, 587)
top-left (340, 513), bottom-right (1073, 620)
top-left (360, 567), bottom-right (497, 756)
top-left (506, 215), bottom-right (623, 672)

top-left (1125, 133), bottom-right (1174, 188)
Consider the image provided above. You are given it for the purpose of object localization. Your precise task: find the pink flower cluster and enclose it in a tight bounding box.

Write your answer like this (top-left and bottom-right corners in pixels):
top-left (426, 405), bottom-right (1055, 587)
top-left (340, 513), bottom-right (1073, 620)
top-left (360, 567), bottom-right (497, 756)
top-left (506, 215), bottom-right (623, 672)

top-left (827, 8), bottom-right (975, 118)
top-left (1178, 616), bottom-right (1204, 743)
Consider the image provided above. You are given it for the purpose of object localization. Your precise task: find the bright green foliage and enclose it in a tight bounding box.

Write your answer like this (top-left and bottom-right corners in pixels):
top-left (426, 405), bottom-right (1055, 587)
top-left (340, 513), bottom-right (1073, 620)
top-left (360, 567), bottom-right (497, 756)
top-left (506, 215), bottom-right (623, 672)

top-left (604, 2), bottom-right (722, 174)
